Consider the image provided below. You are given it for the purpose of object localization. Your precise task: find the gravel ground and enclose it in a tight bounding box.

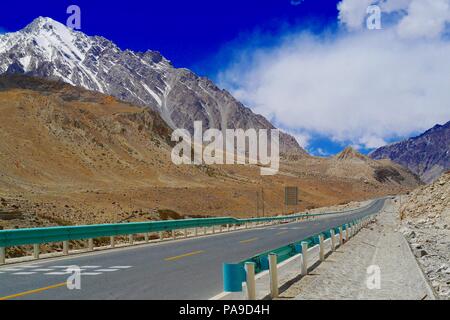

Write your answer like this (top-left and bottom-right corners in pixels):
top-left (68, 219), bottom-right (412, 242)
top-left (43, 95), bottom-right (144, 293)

top-left (277, 199), bottom-right (435, 300)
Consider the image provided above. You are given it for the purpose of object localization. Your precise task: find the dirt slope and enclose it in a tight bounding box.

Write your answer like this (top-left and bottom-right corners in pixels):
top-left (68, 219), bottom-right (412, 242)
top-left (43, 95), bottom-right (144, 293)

top-left (0, 75), bottom-right (421, 229)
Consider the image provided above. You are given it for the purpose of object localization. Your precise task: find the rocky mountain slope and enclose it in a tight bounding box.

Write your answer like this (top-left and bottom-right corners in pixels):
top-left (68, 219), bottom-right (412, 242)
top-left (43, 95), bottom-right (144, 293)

top-left (0, 75), bottom-right (421, 230)
top-left (399, 172), bottom-right (449, 299)
top-left (370, 121), bottom-right (450, 183)
top-left (0, 17), bottom-right (305, 156)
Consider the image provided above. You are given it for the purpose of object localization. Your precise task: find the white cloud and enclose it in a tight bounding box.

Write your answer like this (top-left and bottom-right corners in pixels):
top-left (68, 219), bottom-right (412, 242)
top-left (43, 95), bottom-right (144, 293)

top-left (218, 1), bottom-right (450, 150)
top-left (339, 0), bottom-right (450, 40)
top-left (338, 0), bottom-right (374, 30)
top-left (283, 130), bottom-right (310, 149)
top-left (396, 0), bottom-right (450, 39)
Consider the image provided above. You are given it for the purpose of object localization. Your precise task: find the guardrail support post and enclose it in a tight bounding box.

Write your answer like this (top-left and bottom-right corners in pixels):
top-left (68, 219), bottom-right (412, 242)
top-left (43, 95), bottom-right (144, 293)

top-left (88, 239), bottom-right (94, 251)
top-left (195, 228), bottom-right (198, 237)
top-left (212, 226), bottom-right (216, 234)
top-left (203, 227), bottom-right (207, 235)
top-left (145, 233), bottom-right (150, 242)
top-left (63, 241), bottom-right (69, 255)
top-left (245, 222), bottom-right (248, 229)
top-left (184, 229), bottom-right (188, 238)
top-left (226, 224), bottom-right (230, 232)
top-left (219, 225), bottom-right (222, 233)
top-left (0, 247), bottom-right (5, 265)
top-left (172, 230), bottom-right (176, 240)
top-left (301, 242), bottom-right (308, 276)
top-left (128, 234), bottom-right (134, 245)
top-left (33, 244), bottom-right (40, 259)
top-left (339, 226), bottom-right (344, 246)
top-left (345, 225), bottom-right (350, 241)
top-left (330, 230), bottom-right (336, 251)
top-left (269, 253), bottom-right (279, 298)
top-left (159, 232), bottom-right (164, 241)
top-left (319, 235), bottom-right (325, 261)
top-left (110, 236), bottom-right (115, 248)
top-left (245, 262), bottom-right (256, 300)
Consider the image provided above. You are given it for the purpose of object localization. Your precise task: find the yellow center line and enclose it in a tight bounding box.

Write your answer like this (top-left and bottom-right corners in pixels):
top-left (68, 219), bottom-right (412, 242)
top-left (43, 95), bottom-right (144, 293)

top-left (164, 250), bottom-right (205, 261)
top-left (0, 282), bottom-right (66, 301)
top-left (239, 237), bottom-right (259, 244)
top-left (276, 231), bottom-right (288, 235)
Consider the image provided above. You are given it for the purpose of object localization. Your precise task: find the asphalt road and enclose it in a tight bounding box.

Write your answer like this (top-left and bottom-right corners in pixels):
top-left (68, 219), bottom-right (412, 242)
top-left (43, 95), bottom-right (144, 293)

top-left (0, 198), bottom-right (386, 300)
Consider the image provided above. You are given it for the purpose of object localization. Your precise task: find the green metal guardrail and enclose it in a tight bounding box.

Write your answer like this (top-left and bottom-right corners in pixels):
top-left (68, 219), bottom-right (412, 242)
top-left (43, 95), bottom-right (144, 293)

top-left (222, 199), bottom-right (385, 293)
top-left (222, 218), bottom-right (363, 292)
top-left (0, 201), bottom-right (376, 248)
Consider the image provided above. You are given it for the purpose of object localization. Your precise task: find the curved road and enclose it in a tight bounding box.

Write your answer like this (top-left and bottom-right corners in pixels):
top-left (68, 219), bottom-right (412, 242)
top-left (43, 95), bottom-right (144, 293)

top-left (0, 198), bottom-right (386, 300)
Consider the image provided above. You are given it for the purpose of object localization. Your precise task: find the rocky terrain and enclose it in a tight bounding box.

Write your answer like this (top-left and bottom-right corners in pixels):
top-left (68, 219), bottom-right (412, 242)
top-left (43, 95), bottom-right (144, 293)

top-left (399, 172), bottom-right (450, 299)
top-left (0, 75), bottom-right (421, 231)
top-left (370, 121), bottom-right (450, 183)
top-left (0, 17), bottom-right (304, 156)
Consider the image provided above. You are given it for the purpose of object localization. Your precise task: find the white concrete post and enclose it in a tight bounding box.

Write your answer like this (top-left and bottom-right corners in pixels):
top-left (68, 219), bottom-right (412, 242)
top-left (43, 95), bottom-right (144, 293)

top-left (301, 242), bottom-right (308, 276)
top-left (63, 241), bottom-right (69, 255)
top-left (345, 225), bottom-right (349, 241)
top-left (129, 234), bottom-right (134, 245)
top-left (212, 226), bottom-right (216, 234)
top-left (269, 253), bottom-right (279, 298)
top-left (145, 233), bottom-right (150, 242)
top-left (226, 224), bottom-right (230, 232)
top-left (88, 238), bottom-right (94, 251)
top-left (184, 229), bottom-right (188, 238)
top-left (159, 232), bottom-right (164, 241)
top-left (245, 262), bottom-right (256, 300)
top-left (319, 234), bottom-right (325, 262)
top-left (110, 236), bottom-right (115, 248)
top-left (33, 244), bottom-right (40, 259)
top-left (0, 247), bottom-right (5, 265)
top-left (330, 230), bottom-right (336, 251)
top-left (172, 230), bottom-right (176, 240)
top-left (339, 226), bottom-right (343, 246)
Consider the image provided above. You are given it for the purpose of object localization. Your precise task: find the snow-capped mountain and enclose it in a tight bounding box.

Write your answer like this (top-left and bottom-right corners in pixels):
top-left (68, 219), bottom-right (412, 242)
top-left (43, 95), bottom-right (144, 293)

top-left (0, 17), bottom-right (305, 155)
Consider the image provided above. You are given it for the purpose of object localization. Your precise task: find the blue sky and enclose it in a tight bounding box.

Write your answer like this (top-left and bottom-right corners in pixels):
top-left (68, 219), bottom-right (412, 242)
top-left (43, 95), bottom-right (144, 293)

top-left (0, 0), bottom-right (340, 70)
top-left (1, 0), bottom-right (449, 156)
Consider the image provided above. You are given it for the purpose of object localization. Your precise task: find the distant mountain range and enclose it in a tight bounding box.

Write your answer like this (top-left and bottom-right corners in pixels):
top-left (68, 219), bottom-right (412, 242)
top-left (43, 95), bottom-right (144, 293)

top-left (370, 121), bottom-right (450, 183)
top-left (0, 17), bottom-right (304, 156)
top-left (0, 17), bottom-right (446, 183)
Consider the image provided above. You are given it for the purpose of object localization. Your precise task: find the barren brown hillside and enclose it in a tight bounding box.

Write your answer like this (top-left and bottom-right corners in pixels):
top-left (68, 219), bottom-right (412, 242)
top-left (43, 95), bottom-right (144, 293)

top-left (0, 75), bottom-right (421, 229)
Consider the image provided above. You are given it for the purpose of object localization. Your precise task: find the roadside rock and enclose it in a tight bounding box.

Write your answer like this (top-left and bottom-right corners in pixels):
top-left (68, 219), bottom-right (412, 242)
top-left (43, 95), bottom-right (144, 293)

top-left (400, 172), bottom-right (450, 299)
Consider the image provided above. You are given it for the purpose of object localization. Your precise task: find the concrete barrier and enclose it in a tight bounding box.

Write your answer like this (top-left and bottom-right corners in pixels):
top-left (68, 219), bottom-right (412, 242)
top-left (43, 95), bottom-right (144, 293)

top-left (245, 262), bottom-right (256, 300)
top-left (269, 253), bottom-right (279, 298)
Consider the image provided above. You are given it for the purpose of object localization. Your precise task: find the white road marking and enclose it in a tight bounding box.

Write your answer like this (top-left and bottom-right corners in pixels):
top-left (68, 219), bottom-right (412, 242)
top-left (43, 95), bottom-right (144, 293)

top-left (80, 266), bottom-right (101, 269)
top-left (95, 269), bottom-right (119, 272)
top-left (110, 266), bottom-right (132, 269)
top-left (1, 268), bottom-right (23, 272)
top-left (32, 269), bottom-right (55, 272)
top-left (12, 272), bottom-right (36, 275)
top-left (45, 272), bottom-right (70, 275)
top-left (20, 265), bottom-right (43, 268)
top-left (80, 272), bottom-right (102, 276)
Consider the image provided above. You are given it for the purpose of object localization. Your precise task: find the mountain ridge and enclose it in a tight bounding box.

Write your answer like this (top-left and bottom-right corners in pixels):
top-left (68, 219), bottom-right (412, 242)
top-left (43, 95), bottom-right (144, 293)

top-left (0, 16), bottom-right (306, 156)
top-left (370, 121), bottom-right (450, 183)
